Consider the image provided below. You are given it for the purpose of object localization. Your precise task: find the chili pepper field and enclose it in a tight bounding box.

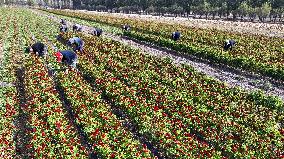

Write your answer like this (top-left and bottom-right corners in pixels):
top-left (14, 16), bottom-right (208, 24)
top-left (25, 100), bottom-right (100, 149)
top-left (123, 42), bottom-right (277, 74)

top-left (0, 7), bottom-right (283, 158)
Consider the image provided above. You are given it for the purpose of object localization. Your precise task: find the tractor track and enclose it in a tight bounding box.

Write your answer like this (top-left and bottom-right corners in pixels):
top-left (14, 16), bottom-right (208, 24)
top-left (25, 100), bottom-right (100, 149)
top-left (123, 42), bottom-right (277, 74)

top-left (12, 16), bottom-right (35, 158)
top-left (72, 9), bottom-right (284, 39)
top-left (32, 10), bottom-right (284, 101)
top-left (0, 42), bottom-right (3, 64)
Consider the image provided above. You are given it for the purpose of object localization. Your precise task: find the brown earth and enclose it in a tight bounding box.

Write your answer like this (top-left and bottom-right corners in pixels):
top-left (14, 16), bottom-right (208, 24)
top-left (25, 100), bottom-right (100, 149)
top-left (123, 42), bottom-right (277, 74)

top-left (0, 41), bottom-right (3, 62)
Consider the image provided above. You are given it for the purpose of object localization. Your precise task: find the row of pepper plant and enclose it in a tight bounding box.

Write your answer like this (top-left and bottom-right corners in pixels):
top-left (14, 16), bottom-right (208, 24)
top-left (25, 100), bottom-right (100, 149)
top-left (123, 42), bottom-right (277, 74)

top-left (5, 8), bottom-right (90, 158)
top-left (61, 32), bottom-right (218, 158)
top-left (41, 9), bottom-right (284, 81)
top-left (0, 8), bottom-right (19, 158)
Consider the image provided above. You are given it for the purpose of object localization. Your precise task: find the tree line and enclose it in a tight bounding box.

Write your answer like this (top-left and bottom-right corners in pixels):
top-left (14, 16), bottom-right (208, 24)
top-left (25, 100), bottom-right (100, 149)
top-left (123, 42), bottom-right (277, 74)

top-left (1, 0), bottom-right (284, 22)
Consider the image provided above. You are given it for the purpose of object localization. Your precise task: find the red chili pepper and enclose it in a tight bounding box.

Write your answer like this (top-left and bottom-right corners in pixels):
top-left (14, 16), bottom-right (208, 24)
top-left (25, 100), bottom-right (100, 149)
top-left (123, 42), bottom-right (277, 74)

top-left (110, 153), bottom-right (115, 158)
top-left (154, 106), bottom-right (159, 111)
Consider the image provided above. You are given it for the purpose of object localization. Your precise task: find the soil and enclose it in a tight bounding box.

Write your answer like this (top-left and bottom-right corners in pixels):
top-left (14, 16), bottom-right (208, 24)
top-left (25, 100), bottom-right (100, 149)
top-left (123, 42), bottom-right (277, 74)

top-left (0, 42), bottom-right (3, 62)
top-left (69, 9), bottom-right (284, 38)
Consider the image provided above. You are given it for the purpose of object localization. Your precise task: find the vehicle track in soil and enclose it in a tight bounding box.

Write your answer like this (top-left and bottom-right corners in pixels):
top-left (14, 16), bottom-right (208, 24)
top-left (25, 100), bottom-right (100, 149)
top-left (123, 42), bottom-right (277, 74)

top-left (0, 42), bottom-right (3, 64)
top-left (71, 9), bottom-right (284, 38)
top-left (0, 20), bottom-right (15, 88)
top-left (0, 40), bottom-right (13, 87)
top-left (14, 67), bottom-right (35, 158)
top-left (13, 17), bottom-right (35, 158)
top-left (33, 10), bottom-right (284, 101)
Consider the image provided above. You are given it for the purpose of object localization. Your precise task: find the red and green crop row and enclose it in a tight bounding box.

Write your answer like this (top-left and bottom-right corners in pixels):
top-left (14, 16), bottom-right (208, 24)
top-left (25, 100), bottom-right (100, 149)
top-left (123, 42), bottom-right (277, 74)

top-left (0, 9), bottom-right (21, 158)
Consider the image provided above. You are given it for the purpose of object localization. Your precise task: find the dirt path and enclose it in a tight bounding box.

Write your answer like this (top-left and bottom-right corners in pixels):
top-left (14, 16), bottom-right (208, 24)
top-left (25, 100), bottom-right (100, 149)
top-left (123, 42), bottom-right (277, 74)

top-left (69, 9), bottom-right (284, 38)
top-left (0, 24), bottom-right (15, 88)
top-left (0, 42), bottom-right (3, 63)
top-left (33, 10), bottom-right (284, 101)
top-left (14, 67), bottom-right (35, 158)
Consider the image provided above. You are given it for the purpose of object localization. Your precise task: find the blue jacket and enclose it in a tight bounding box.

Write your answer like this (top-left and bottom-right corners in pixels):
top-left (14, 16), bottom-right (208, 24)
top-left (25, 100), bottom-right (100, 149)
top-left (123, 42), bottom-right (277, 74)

top-left (68, 37), bottom-right (83, 47)
top-left (172, 32), bottom-right (181, 40)
top-left (74, 37), bottom-right (83, 46)
top-left (31, 42), bottom-right (46, 56)
top-left (224, 40), bottom-right (236, 50)
top-left (60, 50), bottom-right (77, 65)
top-left (229, 40), bottom-right (236, 46)
top-left (94, 28), bottom-right (103, 36)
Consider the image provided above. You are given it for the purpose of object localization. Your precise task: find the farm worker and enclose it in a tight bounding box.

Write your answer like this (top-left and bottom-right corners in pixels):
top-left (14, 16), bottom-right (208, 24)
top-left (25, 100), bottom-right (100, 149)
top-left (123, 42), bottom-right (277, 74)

top-left (93, 28), bottom-right (103, 37)
top-left (60, 19), bottom-right (67, 25)
top-left (172, 30), bottom-right (181, 41)
top-left (224, 39), bottom-right (236, 51)
top-left (25, 42), bottom-right (47, 57)
top-left (72, 24), bottom-right (82, 32)
top-left (59, 24), bottom-right (68, 33)
top-left (54, 50), bottom-right (78, 73)
top-left (122, 24), bottom-right (130, 31)
top-left (67, 37), bottom-right (84, 52)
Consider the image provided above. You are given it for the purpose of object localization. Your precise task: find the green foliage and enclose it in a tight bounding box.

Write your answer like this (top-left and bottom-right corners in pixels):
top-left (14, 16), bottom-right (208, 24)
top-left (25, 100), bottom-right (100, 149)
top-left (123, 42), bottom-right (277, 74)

top-left (145, 5), bottom-right (155, 14)
top-left (27, 0), bottom-right (34, 6)
top-left (169, 4), bottom-right (184, 15)
top-left (237, 1), bottom-right (249, 18)
top-left (256, 2), bottom-right (272, 21)
top-left (95, 5), bottom-right (107, 11)
top-left (4, 0), bottom-right (284, 22)
top-left (247, 5), bottom-right (257, 21)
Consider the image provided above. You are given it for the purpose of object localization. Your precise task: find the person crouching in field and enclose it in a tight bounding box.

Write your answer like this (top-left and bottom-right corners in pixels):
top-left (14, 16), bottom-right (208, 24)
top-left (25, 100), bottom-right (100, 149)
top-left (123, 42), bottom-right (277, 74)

top-left (122, 24), bottom-right (130, 31)
top-left (25, 42), bottom-right (47, 57)
top-left (54, 50), bottom-right (78, 74)
top-left (60, 19), bottom-right (67, 25)
top-left (224, 40), bottom-right (236, 51)
top-left (59, 24), bottom-right (68, 33)
top-left (67, 37), bottom-right (84, 53)
top-left (93, 28), bottom-right (103, 37)
top-left (172, 30), bottom-right (181, 41)
top-left (73, 24), bottom-right (82, 32)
